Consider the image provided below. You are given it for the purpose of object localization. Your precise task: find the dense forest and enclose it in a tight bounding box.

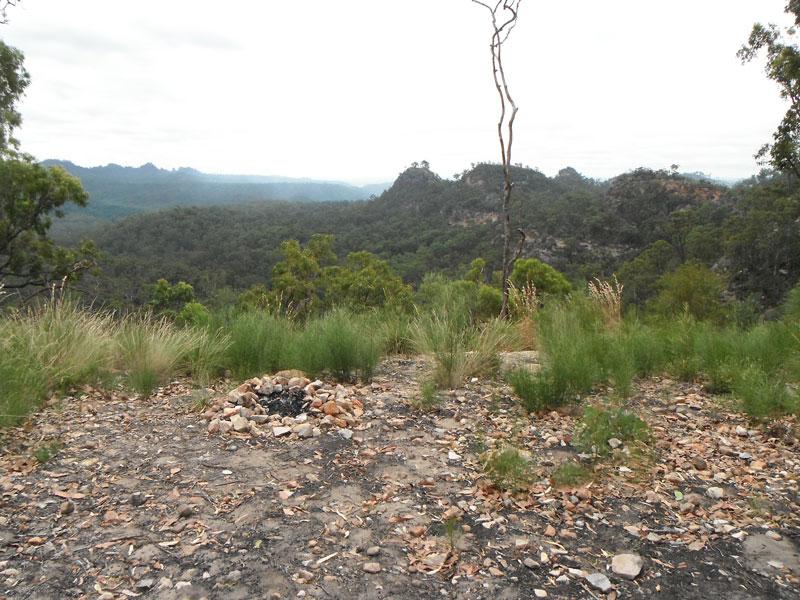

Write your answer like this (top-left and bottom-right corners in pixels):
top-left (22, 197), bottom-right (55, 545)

top-left (70, 161), bottom-right (799, 313)
top-left (44, 160), bottom-right (388, 238)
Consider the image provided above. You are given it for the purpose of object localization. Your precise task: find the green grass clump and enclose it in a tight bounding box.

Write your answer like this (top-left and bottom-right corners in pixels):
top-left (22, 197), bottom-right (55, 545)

top-left (33, 441), bottom-right (62, 464)
top-left (575, 406), bottom-right (649, 455)
top-left (483, 446), bottom-right (534, 491)
top-left (412, 311), bottom-right (513, 389)
top-left (221, 311), bottom-right (296, 379)
top-left (732, 367), bottom-right (798, 421)
top-left (411, 379), bottom-right (441, 411)
top-left (295, 308), bottom-right (380, 381)
top-left (117, 316), bottom-right (201, 395)
top-left (507, 368), bottom-right (568, 412)
top-left (186, 327), bottom-right (231, 386)
top-left (551, 461), bottom-right (593, 487)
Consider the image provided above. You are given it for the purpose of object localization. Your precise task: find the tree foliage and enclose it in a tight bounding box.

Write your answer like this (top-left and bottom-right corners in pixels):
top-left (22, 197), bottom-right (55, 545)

top-left (739, 1), bottom-right (800, 176)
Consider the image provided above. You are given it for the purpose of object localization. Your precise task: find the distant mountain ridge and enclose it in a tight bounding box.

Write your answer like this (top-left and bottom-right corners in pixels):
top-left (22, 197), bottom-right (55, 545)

top-left (43, 159), bottom-right (391, 235)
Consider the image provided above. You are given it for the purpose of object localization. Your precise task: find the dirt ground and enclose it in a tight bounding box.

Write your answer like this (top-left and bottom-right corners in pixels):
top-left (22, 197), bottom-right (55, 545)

top-left (1, 356), bottom-right (799, 599)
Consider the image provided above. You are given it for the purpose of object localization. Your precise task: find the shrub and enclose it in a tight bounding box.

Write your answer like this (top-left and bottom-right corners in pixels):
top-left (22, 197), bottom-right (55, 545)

top-left (575, 406), bottom-right (649, 455)
top-left (483, 446), bottom-right (534, 491)
top-left (647, 262), bottom-right (727, 323)
top-left (511, 258), bottom-right (571, 297)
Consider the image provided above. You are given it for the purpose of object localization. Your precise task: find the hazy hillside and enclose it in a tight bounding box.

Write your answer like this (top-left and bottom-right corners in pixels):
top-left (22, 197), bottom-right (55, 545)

top-left (44, 160), bottom-right (390, 238)
top-left (78, 163), bottom-right (748, 306)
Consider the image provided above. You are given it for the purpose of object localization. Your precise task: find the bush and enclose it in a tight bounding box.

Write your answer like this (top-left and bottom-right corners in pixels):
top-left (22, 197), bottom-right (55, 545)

top-left (647, 262), bottom-right (727, 323)
top-left (511, 258), bottom-right (571, 297)
top-left (574, 406), bottom-right (649, 455)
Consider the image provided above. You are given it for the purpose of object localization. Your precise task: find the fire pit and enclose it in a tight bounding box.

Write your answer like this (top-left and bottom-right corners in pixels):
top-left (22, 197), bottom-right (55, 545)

top-left (257, 387), bottom-right (307, 417)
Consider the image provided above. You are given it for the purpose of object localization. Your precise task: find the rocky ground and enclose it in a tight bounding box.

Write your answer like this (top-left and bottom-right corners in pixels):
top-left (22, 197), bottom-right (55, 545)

top-left (1, 355), bottom-right (799, 600)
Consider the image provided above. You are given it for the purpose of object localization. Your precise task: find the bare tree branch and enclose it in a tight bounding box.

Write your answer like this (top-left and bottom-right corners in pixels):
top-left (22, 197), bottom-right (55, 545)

top-left (472, 0), bottom-right (523, 318)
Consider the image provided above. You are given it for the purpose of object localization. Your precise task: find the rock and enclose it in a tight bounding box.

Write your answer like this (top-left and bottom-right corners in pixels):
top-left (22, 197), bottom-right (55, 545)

top-left (585, 572), bottom-right (612, 592)
top-left (448, 450), bottom-right (462, 461)
top-left (177, 504), bottom-right (194, 519)
top-left (692, 457), bottom-right (708, 471)
top-left (222, 406), bottom-right (240, 418)
top-left (735, 425), bottom-right (749, 436)
top-left (322, 400), bottom-right (340, 416)
top-left (706, 486), bottom-right (725, 500)
top-left (338, 428), bottom-right (353, 440)
top-left (59, 500), bottom-right (75, 515)
top-left (136, 578), bottom-right (155, 591)
top-left (362, 562), bottom-right (381, 574)
top-left (293, 423), bottom-right (314, 438)
top-left (544, 525), bottom-right (556, 537)
top-left (230, 414), bottom-right (250, 432)
top-left (366, 546), bottom-right (381, 557)
top-left (534, 590), bottom-right (547, 598)
top-left (207, 418), bottom-right (221, 433)
top-left (607, 437), bottom-right (622, 449)
top-left (218, 420), bottom-right (232, 434)
top-left (766, 530), bottom-right (783, 541)
top-left (272, 426), bottom-right (292, 437)
top-left (130, 492), bottom-right (146, 507)
top-left (523, 557), bottom-right (538, 569)
top-left (611, 553), bottom-right (644, 580)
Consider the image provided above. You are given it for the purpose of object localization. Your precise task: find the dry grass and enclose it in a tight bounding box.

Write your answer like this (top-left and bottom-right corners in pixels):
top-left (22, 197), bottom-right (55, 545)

top-left (588, 276), bottom-right (624, 329)
top-left (509, 281), bottom-right (539, 350)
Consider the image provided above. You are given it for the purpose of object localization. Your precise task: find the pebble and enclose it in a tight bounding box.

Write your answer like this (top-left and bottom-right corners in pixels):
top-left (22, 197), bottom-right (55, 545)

top-left (362, 562), bottom-right (381, 573)
top-left (585, 572), bottom-right (612, 592)
top-left (611, 553), bottom-right (644, 580)
top-left (534, 590), bottom-right (547, 598)
top-left (448, 450), bottom-right (462, 461)
top-left (366, 546), bottom-right (381, 556)
top-left (339, 428), bottom-right (353, 440)
top-left (272, 426), bottom-right (292, 437)
top-left (523, 558), bottom-right (538, 569)
top-left (177, 504), bottom-right (194, 519)
top-left (693, 457), bottom-right (708, 471)
top-left (735, 425), bottom-right (749, 436)
top-left (136, 578), bottom-right (155, 590)
top-left (59, 500), bottom-right (75, 515)
top-left (706, 486), bottom-right (725, 500)
top-left (766, 530), bottom-right (783, 541)
top-left (130, 492), bottom-right (146, 507)
top-left (607, 437), bottom-right (622, 449)
top-left (294, 423), bottom-right (314, 438)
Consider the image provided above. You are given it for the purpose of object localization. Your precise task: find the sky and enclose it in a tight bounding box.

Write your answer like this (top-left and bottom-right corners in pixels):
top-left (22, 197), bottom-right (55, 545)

top-left (1, 0), bottom-right (795, 183)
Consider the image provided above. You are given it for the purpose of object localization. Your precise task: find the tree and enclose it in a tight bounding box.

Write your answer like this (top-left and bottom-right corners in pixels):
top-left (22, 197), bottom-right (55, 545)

top-left (0, 39), bottom-right (28, 153)
top-left (0, 35), bottom-right (95, 295)
top-left (472, 0), bottom-right (524, 318)
top-left (739, 1), bottom-right (800, 176)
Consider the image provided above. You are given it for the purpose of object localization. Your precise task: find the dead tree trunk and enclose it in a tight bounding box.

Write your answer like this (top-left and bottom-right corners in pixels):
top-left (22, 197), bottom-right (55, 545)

top-left (472, 0), bottom-right (524, 319)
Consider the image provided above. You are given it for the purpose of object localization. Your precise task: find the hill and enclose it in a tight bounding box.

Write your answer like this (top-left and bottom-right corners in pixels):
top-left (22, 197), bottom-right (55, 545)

top-left (43, 160), bottom-right (390, 238)
top-left (76, 163), bottom-right (753, 306)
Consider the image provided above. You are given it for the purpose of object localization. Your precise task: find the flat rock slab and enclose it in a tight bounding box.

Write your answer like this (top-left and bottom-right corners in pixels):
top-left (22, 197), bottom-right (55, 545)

top-left (744, 534), bottom-right (800, 575)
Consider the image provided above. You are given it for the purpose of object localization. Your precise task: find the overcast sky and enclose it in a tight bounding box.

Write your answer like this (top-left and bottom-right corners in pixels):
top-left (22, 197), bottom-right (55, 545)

top-left (1, 0), bottom-right (794, 183)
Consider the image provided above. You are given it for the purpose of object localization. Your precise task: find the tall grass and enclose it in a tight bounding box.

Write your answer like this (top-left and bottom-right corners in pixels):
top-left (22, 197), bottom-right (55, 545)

top-left (295, 308), bottom-right (380, 381)
top-left (411, 310), bottom-right (514, 388)
top-left (117, 315), bottom-right (203, 395)
top-left (507, 293), bottom-right (800, 420)
top-left (220, 311), bottom-right (296, 379)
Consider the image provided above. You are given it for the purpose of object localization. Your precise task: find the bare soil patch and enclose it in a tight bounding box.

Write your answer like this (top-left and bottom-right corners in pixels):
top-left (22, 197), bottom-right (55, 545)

top-left (0, 356), bottom-right (798, 599)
